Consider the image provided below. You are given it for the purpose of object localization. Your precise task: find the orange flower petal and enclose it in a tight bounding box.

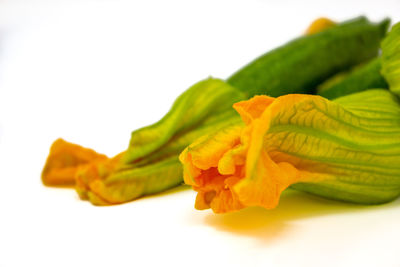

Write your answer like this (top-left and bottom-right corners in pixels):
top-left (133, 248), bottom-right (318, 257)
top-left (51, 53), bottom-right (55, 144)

top-left (180, 94), bottom-right (335, 213)
top-left (41, 138), bottom-right (108, 186)
top-left (232, 95), bottom-right (275, 124)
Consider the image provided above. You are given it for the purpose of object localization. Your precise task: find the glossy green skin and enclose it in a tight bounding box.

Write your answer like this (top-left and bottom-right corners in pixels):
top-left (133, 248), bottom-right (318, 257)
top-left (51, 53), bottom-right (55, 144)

top-left (318, 58), bottom-right (388, 100)
top-left (227, 17), bottom-right (390, 97)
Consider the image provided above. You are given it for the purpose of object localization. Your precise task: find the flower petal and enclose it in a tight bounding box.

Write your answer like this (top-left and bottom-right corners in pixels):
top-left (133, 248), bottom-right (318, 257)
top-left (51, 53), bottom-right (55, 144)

top-left (233, 95), bottom-right (275, 124)
top-left (41, 139), bottom-right (108, 186)
top-left (76, 155), bottom-right (183, 205)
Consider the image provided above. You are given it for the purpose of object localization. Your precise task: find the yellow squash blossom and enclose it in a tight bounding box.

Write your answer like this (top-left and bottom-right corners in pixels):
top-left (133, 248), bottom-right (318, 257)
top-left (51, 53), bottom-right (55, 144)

top-left (180, 90), bottom-right (400, 213)
top-left (42, 17), bottom-right (388, 205)
top-left (42, 78), bottom-right (244, 205)
top-left (42, 139), bottom-right (108, 187)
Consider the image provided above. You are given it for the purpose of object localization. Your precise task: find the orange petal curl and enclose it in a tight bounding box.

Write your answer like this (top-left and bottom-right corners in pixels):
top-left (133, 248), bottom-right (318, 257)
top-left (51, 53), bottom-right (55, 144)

top-left (180, 95), bottom-right (329, 213)
top-left (41, 138), bottom-right (108, 186)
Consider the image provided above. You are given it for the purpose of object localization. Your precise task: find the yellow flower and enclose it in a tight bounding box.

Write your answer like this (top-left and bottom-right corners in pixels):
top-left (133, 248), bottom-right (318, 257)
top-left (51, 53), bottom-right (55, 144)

top-left (42, 17), bottom-right (390, 205)
top-left (42, 139), bottom-right (185, 205)
top-left (180, 90), bottom-right (400, 213)
top-left (42, 78), bottom-right (244, 205)
top-left (41, 139), bottom-right (108, 187)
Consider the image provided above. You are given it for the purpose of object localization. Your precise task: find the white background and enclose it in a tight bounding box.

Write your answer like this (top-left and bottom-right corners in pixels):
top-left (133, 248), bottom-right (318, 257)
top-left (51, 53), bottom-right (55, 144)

top-left (1, 0), bottom-right (400, 266)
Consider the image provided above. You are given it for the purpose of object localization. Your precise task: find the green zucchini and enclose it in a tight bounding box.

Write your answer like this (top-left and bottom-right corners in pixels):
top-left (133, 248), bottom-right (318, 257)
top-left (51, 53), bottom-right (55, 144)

top-left (317, 58), bottom-right (388, 99)
top-left (228, 17), bottom-right (390, 97)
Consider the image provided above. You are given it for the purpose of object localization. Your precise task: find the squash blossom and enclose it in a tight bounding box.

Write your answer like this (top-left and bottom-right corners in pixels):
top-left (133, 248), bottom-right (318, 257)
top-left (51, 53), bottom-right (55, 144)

top-left (42, 17), bottom-right (389, 205)
top-left (180, 90), bottom-right (400, 213)
top-left (42, 78), bottom-right (244, 204)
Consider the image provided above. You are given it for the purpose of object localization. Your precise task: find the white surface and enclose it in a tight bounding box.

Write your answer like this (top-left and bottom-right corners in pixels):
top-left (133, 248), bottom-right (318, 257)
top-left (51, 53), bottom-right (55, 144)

top-left (0, 1), bottom-right (400, 266)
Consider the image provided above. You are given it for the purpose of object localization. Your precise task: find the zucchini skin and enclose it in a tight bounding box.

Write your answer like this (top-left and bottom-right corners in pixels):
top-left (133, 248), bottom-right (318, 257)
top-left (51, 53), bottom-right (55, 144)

top-left (318, 58), bottom-right (388, 100)
top-left (227, 17), bottom-right (390, 97)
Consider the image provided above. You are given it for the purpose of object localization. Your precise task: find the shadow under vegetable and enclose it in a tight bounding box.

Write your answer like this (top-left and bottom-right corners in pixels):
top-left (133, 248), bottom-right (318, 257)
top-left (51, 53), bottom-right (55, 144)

top-left (202, 189), bottom-right (400, 241)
